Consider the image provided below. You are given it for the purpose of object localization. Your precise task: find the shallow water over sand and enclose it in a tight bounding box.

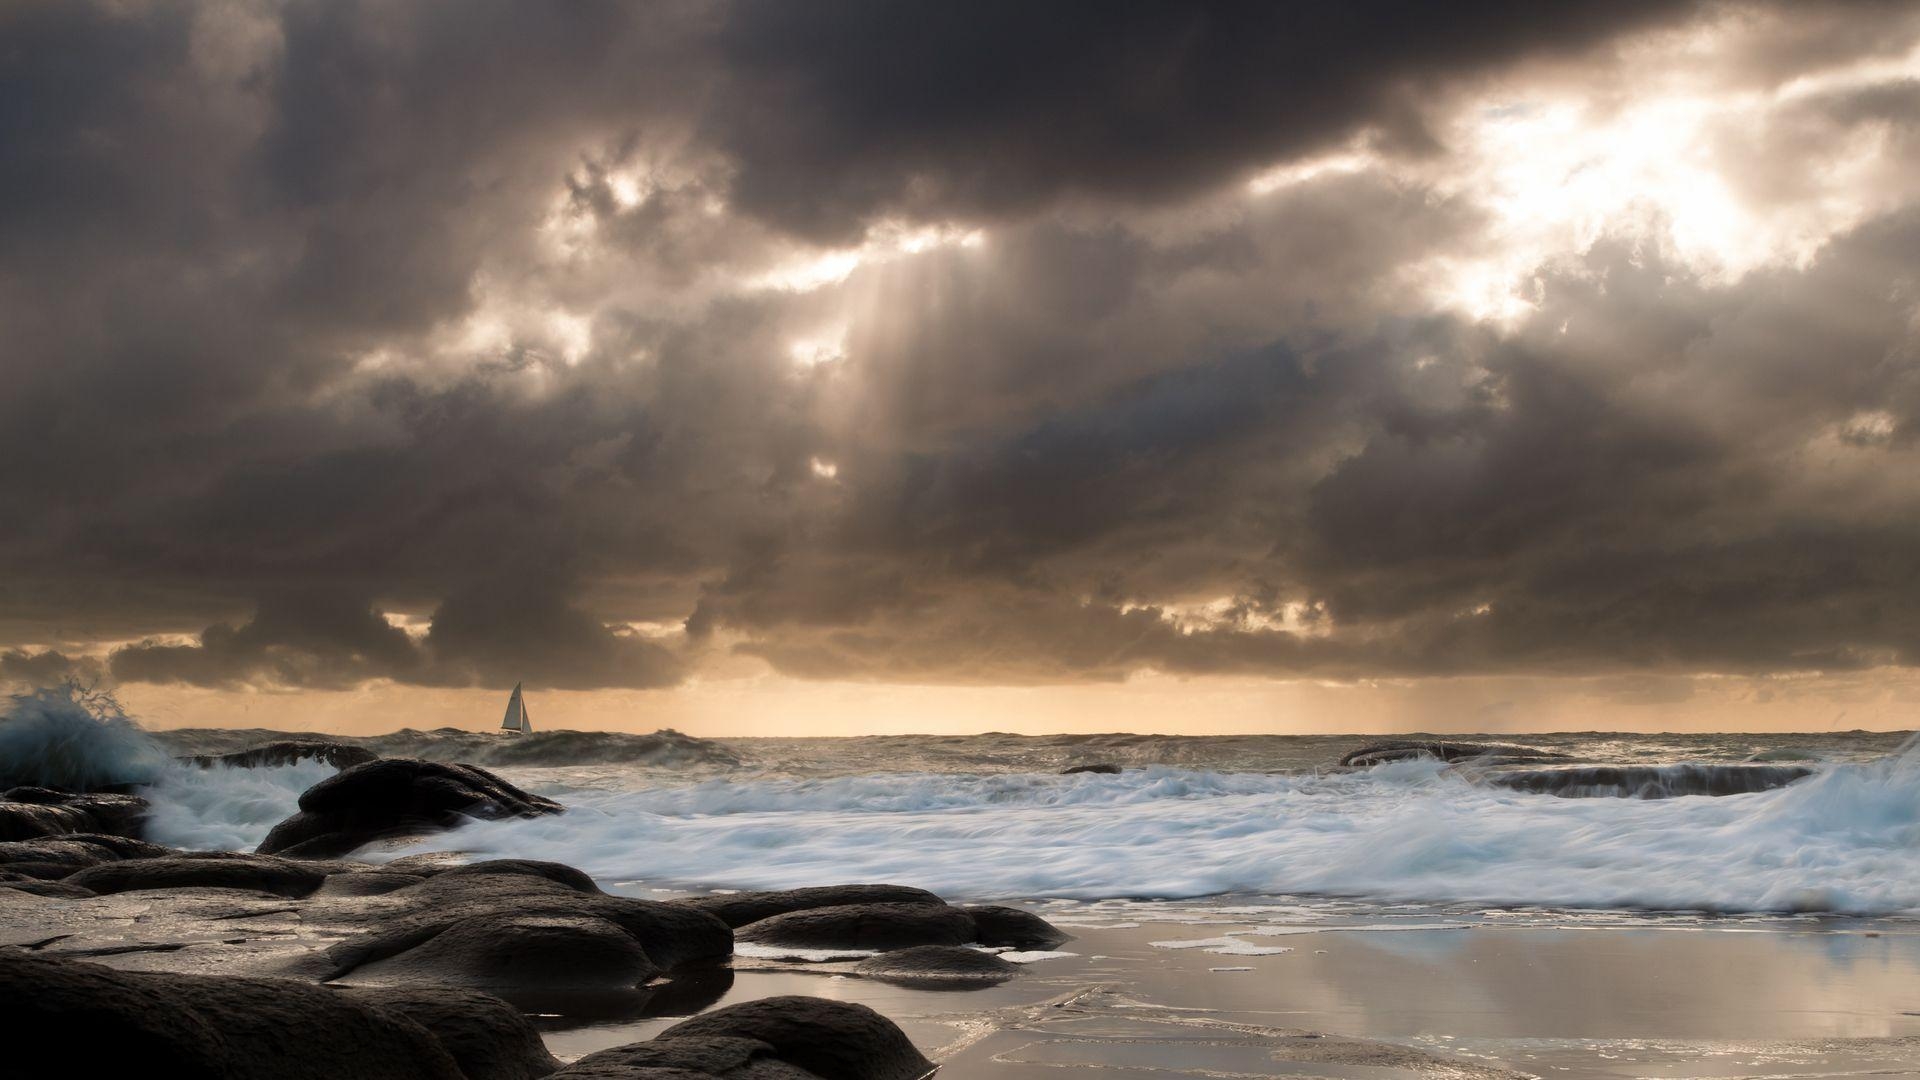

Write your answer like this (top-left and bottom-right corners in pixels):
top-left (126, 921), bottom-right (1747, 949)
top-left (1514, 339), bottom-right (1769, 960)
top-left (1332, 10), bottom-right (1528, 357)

top-left (542, 894), bottom-right (1920, 1079)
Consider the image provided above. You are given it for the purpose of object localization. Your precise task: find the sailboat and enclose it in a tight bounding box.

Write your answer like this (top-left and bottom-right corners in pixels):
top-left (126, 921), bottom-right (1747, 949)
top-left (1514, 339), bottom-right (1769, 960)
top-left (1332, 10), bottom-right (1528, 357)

top-left (500, 682), bottom-right (532, 734)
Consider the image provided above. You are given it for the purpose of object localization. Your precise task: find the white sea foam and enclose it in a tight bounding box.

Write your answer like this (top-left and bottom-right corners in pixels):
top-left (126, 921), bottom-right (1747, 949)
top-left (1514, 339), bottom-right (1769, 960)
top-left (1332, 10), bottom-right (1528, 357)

top-left (139, 759), bottom-right (335, 851)
top-left (351, 744), bottom-right (1920, 914)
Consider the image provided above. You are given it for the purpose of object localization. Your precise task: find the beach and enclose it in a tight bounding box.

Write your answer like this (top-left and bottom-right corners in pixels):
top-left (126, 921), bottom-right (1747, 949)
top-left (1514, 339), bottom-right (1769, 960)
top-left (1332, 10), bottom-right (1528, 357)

top-left (4, 725), bottom-right (1918, 1077)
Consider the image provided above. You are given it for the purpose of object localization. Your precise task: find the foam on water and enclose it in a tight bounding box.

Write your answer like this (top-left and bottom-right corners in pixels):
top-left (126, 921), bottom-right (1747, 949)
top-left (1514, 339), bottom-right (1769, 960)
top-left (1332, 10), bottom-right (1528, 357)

top-left (138, 759), bottom-right (338, 851)
top-left (378, 744), bottom-right (1920, 914)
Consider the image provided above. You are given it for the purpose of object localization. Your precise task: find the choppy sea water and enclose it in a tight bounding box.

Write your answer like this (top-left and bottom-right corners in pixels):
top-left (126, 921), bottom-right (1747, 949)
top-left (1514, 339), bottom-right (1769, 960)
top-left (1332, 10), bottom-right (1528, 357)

top-left (142, 727), bottom-right (1920, 916)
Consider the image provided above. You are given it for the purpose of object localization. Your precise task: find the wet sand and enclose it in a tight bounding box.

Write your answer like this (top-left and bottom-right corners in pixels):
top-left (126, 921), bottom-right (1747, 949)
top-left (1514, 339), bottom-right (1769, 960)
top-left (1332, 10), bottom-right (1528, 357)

top-left (541, 897), bottom-right (1920, 1079)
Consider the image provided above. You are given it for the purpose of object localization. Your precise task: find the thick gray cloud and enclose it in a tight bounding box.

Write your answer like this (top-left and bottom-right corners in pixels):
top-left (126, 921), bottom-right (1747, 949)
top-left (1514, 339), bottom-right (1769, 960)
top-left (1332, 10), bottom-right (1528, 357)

top-left (1, 0), bottom-right (1917, 693)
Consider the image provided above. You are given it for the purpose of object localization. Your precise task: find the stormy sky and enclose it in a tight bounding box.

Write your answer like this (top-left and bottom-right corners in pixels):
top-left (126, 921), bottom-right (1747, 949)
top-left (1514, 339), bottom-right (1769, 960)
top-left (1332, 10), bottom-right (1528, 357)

top-left (5, 0), bottom-right (1920, 734)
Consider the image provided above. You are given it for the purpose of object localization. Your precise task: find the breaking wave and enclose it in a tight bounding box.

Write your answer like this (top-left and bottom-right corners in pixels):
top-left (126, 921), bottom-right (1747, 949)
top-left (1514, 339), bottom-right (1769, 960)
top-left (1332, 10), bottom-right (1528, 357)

top-left (0, 684), bottom-right (170, 791)
top-left (408, 742), bottom-right (1920, 914)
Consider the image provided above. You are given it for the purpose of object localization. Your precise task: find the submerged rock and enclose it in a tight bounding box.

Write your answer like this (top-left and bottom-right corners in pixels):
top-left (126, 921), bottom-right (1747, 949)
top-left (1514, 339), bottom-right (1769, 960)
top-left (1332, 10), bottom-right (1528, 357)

top-left (1061, 763), bottom-right (1122, 774)
top-left (0, 787), bottom-right (147, 841)
top-left (65, 852), bottom-right (331, 898)
top-left (255, 758), bottom-right (564, 858)
top-left (677, 883), bottom-right (945, 928)
top-left (556, 996), bottom-right (935, 1080)
top-left (186, 740), bottom-right (378, 771)
top-left (854, 944), bottom-right (1020, 986)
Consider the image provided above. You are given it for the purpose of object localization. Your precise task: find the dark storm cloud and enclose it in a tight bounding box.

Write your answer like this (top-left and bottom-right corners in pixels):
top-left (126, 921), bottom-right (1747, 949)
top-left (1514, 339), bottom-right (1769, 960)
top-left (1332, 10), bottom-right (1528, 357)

top-left (709, 0), bottom-right (1696, 239)
top-left (1, 0), bottom-right (1917, 692)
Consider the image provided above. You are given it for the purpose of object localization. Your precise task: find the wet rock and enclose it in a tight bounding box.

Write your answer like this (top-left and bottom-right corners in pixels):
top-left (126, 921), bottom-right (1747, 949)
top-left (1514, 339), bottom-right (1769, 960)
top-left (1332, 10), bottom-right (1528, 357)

top-left (186, 740), bottom-right (379, 771)
top-left (648, 996), bottom-right (935, 1080)
top-left (963, 904), bottom-right (1070, 948)
top-left (255, 758), bottom-right (564, 858)
top-left (1339, 741), bottom-right (1565, 767)
top-left (340, 986), bottom-right (560, 1080)
top-left (337, 912), bottom-right (661, 989)
top-left (678, 884), bottom-right (944, 929)
top-left (317, 861), bottom-right (731, 987)
top-left (317, 870), bottom-right (430, 896)
top-left (0, 948), bottom-right (469, 1079)
top-left (854, 944), bottom-right (1020, 986)
top-left (1061, 763), bottom-right (1122, 775)
top-left (0, 835), bottom-right (173, 879)
top-left (0, 787), bottom-right (148, 840)
top-left (66, 852), bottom-right (330, 898)
top-left (737, 902), bottom-right (976, 951)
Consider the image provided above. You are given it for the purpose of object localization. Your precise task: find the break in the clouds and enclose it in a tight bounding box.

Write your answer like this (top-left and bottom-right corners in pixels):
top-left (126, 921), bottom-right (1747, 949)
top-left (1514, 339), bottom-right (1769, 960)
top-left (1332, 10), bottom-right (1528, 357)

top-left (3, 0), bottom-right (1919, 694)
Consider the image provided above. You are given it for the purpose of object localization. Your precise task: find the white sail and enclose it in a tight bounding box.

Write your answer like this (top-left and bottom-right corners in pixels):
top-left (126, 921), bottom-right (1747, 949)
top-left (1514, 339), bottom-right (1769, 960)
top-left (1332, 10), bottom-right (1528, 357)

top-left (501, 682), bottom-right (530, 733)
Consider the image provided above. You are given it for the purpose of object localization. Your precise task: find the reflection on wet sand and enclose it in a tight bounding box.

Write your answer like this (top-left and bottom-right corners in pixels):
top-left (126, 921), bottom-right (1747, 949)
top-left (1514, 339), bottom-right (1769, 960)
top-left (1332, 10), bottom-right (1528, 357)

top-left (547, 898), bottom-right (1920, 1079)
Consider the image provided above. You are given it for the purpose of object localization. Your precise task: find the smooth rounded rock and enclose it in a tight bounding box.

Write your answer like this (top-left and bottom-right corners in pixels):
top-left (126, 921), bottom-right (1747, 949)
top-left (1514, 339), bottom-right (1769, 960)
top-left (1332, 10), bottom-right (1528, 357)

top-left (736, 902), bottom-right (976, 951)
top-left (963, 904), bottom-right (1070, 948)
top-left (335, 912), bottom-right (661, 989)
top-left (854, 945), bottom-right (1020, 986)
top-left (677, 884), bottom-right (945, 929)
top-left (652, 996), bottom-right (936, 1080)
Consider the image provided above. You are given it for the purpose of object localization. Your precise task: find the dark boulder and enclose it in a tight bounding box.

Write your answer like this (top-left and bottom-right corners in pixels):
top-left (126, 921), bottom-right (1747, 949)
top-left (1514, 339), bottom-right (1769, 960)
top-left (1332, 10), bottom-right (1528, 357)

top-left (963, 904), bottom-right (1070, 948)
top-left (336, 912), bottom-right (661, 989)
top-left (0, 948), bottom-right (468, 1079)
top-left (66, 852), bottom-right (330, 898)
top-left (854, 944), bottom-right (1020, 986)
top-left (1339, 741), bottom-right (1565, 767)
top-left (317, 863), bottom-right (731, 988)
top-left (340, 986), bottom-right (561, 1080)
top-left (187, 740), bottom-right (379, 771)
top-left (1061, 763), bottom-right (1122, 775)
top-left (0, 787), bottom-right (147, 840)
top-left (737, 902), bottom-right (976, 951)
top-left (648, 996), bottom-right (935, 1080)
top-left (678, 884), bottom-right (943, 929)
top-left (255, 758), bottom-right (564, 858)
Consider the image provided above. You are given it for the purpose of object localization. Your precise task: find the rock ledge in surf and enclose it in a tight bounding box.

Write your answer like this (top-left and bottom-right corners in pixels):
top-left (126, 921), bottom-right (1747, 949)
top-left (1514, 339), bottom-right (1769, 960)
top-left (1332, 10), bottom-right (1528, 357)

top-left (185, 740), bottom-right (378, 771)
top-left (255, 758), bottom-right (563, 858)
top-left (1339, 740), bottom-right (1566, 767)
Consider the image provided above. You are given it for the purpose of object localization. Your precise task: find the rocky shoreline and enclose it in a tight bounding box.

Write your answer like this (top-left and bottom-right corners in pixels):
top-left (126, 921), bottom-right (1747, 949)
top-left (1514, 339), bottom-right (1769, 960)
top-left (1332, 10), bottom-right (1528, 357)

top-left (0, 747), bottom-right (1065, 1078)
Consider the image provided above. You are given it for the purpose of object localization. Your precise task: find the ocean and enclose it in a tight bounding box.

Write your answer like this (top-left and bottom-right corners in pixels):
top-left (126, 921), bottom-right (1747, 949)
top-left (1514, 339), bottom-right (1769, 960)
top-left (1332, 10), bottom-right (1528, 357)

top-left (143, 727), bottom-right (1920, 915)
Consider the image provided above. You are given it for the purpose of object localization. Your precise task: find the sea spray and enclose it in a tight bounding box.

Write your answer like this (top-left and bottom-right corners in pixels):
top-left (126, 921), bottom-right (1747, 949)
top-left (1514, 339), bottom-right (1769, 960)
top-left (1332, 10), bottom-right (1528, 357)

top-left (379, 741), bottom-right (1920, 914)
top-left (138, 759), bottom-right (338, 851)
top-left (0, 683), bottom-right (169, 790)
